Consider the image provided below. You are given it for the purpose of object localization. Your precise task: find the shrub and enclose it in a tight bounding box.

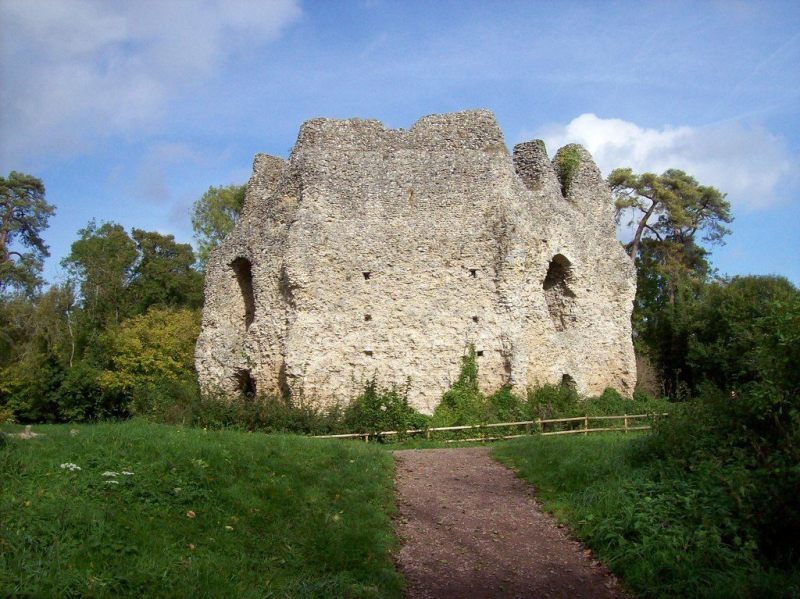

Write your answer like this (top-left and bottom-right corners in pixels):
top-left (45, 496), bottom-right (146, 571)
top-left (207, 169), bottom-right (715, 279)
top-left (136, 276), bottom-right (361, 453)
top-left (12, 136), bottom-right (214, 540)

top-left (178, 390), bottom-right (343, 436)
top-left (98, 307), bottom-right (200, 417)
top-left (55, 361), bottom-right (127, 421)
top-left (344, 378), bottom-right (428, 436)
top-left (0, 357), bottom-right (64, 423)
top-left (487, 385), bottom-right (526, 422)
top-left (430, 346), bottom-right (490, 426)
top-left (556, 145), bottom-right (582, 196)
top-left (525, 382), bottom-right (580, 419)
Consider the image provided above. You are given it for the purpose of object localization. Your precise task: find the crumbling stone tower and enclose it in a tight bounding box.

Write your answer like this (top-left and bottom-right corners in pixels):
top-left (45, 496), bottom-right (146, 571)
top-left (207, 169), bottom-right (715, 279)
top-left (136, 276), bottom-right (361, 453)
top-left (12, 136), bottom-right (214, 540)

top-left (196, 110), bottom-right (636, 413)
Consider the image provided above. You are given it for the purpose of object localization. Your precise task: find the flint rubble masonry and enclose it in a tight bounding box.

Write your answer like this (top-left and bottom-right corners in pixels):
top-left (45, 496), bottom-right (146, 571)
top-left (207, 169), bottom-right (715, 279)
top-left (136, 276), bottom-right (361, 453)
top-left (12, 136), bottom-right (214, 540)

top-left (196, 110), bottom-right (636, 413)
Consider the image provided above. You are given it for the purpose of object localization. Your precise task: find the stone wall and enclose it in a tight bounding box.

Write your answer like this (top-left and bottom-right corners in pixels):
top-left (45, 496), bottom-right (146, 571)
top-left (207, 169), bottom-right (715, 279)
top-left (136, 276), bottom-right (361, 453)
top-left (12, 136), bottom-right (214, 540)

top-left (195, 110), bottom-right (636, 412)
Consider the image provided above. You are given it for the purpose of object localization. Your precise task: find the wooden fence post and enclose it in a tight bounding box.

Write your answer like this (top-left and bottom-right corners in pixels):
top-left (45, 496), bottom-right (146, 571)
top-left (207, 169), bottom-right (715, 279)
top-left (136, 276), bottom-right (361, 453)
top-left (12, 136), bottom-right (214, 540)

top-left (624, 414), bottom-right (628, 434)
top-left (584, 416), bottom-right (588, 436)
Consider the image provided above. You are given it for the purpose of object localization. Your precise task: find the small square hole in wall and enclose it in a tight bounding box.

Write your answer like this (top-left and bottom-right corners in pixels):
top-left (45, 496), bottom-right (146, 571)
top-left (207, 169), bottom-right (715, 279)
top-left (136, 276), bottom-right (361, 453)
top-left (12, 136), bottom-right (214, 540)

top-left (364, 314), bottom-right (372, 321)
top-left (472, 316), bottom-right (479, 323)
top-left (476, 350), bottom-right (484, 357)
top-left (363, 271), bottom-right (371, 280)
top-left (364, 349), bottom-right (374, 357)
top-left (469, 268), bottom-right (478, 278)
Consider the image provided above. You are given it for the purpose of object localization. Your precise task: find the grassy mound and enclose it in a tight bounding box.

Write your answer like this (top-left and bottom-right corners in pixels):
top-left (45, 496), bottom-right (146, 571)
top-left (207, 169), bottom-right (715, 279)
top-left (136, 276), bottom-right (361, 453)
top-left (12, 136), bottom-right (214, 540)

top-left (493, 434), bottom-right (800, 598)
top-left (0, 421), bottom-right (402, 597)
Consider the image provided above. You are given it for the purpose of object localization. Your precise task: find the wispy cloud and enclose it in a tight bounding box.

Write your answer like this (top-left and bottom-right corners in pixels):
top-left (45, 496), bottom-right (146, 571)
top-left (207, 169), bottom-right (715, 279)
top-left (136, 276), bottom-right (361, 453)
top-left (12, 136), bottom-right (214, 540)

top-left (527, 113), bottom-right (795, 211)
top-left (0, 0), bottom-right (301, 166)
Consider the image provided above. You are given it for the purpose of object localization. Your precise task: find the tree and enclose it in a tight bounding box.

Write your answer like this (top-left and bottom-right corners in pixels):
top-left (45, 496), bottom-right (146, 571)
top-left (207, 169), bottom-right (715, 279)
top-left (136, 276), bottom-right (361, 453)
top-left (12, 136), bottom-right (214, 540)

top-left (609, 168), bottom-right (732, 263)
top-left (0, 283), bottom-right (77, 422)
top-left (98, 307), bottom-right (200, 416)
top-left (687, 275), bottom-right (799, 392)
top-left (61, 221), bottom-right (138, 334)
top-left (190, 184), bottom-right (246, 265)
top-left (0, 171), bottom-right (55, 295)
top-left (609, 168), bottom-right (734, 398)
top-left (128, 229), bottom-right (203, 312)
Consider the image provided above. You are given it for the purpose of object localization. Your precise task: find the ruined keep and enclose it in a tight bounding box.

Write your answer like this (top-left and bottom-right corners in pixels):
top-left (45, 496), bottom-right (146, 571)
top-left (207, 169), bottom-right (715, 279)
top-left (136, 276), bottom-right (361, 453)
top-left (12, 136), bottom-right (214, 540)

top-left (196, 110), bottom-right (636, 413)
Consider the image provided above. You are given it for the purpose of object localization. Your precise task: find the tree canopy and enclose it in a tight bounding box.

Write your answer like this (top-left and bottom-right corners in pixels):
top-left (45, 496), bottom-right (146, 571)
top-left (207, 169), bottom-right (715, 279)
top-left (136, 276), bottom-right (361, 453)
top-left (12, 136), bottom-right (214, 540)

top-left (190, 184), bottom-right (246, 266)
top-left (609, 168), bottom-right (732, 263)
top-left (128, 229), bottom-right (203, 313)
top-left (61, 221), bottom-right (138, 330)
top-left (0, 171), bottom-right (55, 295)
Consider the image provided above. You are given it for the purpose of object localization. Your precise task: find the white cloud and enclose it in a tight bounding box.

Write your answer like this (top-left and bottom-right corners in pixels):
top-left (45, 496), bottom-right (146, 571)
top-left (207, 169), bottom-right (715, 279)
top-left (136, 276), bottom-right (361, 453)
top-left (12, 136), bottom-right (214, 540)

top-left (0, 0), bottom-right (301, 164)
top-left (529, 113), bottom-right (795, 211)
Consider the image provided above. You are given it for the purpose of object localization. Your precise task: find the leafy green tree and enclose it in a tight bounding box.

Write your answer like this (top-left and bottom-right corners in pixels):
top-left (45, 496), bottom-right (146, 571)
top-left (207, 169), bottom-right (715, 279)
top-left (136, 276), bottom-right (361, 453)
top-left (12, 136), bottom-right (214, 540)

top-left (0, 284), bottom-right (76, 422)
top-left (609, 168), bottom-right (732, 263)
top-left (128, 229), bottom-right (203, 312)
top-left (609, 168), bottom-right (734, 397)
top-left (190, 184), bottom-right (246, 265)
top-left (687, 275), bottom-right (798, 392)
top-left (61, 221), bottom-right (137, 333)
top-left (0, 171), bottom-right (55, 295)
top-left (98, 307), bottom-right (200, 416)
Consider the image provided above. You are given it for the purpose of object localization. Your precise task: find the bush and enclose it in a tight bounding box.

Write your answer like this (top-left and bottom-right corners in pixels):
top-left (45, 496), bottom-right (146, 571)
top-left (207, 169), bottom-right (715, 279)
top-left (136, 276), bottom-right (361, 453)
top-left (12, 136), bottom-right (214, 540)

top-left (55, 361), bottom-right (127, 421)
top-left (525, 382), bottom-right (580, 419)
top-left (0, 357), bottom-right (64, 423)
top-left (430, 347), bottom-right (490, 426)
top-left (487, 386), bottom-right (526, 422)
top-left (344, 378), bottom-right (428, 436)
top-left (98, 307), bottom-right (200, 417)
top-left (177, 390), bottom-right (344, 436)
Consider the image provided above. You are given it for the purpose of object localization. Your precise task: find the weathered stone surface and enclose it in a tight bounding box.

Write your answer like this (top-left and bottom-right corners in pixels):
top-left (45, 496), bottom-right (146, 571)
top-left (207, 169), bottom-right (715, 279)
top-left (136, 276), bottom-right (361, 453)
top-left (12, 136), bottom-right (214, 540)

top-left (195, 110), bottom-right (636, 413)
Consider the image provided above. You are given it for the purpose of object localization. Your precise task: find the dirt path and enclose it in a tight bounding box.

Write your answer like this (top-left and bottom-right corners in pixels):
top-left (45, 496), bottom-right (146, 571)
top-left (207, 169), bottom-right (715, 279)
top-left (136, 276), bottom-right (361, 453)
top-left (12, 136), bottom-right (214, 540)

top-left (393, 447), bottom-right (628, 599)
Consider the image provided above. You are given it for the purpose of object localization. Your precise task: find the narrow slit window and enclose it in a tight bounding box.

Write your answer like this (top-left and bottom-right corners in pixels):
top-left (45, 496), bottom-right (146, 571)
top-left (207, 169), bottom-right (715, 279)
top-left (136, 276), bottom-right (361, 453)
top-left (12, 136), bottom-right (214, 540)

top-left (472, 316), bottom-right (479, 323)
top-left (476, 350), bottom-right (484, 357)
top-left (363, 271), bottom-right (371, 280)
top-left (364, 350), bottom-right (374, 357)
top-left (469, 268), bottom-right (478, 278)
top-left (364, 314), bottom-right (372, 321)
top-left (230, 257), bottom-right (255, 329)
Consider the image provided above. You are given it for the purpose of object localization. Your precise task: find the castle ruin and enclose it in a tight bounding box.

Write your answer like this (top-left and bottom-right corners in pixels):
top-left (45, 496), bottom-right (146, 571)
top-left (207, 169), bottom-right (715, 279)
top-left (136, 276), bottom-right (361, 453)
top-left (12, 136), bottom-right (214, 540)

top-left (195, 110), bottom-right (636, 413)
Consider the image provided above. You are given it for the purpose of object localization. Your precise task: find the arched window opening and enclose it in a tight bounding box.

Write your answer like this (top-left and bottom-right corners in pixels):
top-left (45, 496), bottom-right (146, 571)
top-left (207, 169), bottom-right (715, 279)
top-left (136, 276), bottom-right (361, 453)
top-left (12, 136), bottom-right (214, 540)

top-left (231, 257), bottom-right (255, 329)
top-left (561, 373), bottom-right (576, 390)
top-left (543, 254), bottom-right (576, 331)
top-left (235, 369), bottom-right (257, 398)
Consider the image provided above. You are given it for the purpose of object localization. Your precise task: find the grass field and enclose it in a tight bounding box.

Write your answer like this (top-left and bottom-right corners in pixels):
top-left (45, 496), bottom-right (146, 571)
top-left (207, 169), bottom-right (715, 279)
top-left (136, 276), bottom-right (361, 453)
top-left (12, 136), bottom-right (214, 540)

top-left (493, 434), bottom-right (800, 599)
top-left (0, 421), bottom-right (403, 598)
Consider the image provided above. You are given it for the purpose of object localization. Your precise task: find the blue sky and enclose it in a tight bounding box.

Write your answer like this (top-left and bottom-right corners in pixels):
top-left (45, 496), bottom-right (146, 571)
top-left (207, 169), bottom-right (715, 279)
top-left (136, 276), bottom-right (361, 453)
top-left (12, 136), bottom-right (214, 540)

top-left (1, 0), bottom-right (798, 284)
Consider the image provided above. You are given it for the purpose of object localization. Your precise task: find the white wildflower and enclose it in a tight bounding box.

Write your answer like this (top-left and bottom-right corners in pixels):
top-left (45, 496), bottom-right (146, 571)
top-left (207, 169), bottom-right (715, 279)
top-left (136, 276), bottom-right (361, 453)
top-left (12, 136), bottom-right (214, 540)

top-left (69, 429), bottom-right (79, 436)
top-left (59, 463), bottom-right (81, 471)
top-left (380, 404), bottom-right (387, 411)
top-left (101, 471), bottom-right (119, 477)
top-left (104, 480), bottom-right (119, 484)
top-left (121, 471), bottom-right (134, 476)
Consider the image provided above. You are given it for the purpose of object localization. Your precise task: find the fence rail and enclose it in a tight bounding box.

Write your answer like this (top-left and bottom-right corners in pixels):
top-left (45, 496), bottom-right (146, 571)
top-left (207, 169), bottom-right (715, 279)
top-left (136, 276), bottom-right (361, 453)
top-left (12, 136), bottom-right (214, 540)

top-left (313, 413), bottom-right (669, 443)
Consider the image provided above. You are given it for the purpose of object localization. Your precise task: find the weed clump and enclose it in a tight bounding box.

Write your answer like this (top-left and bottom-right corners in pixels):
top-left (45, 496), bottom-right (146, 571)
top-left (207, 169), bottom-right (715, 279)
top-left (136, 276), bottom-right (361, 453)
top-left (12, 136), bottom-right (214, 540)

top-left (343, 377), bottom-right (428, 436)
top-left (556, 146), bottom-right (582, 196)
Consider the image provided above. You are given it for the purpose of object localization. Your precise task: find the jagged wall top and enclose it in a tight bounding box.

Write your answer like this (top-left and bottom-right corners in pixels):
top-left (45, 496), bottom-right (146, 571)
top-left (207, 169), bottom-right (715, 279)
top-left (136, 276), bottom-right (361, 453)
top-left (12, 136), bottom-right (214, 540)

top-left (196, 109), bottom-right (637, 410)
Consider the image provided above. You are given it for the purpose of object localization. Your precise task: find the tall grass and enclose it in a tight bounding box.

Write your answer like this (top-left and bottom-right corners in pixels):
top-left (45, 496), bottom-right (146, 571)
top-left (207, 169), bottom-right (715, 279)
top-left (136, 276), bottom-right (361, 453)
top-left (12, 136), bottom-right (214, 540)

top-left (493, 435), bottom-right (800, 598)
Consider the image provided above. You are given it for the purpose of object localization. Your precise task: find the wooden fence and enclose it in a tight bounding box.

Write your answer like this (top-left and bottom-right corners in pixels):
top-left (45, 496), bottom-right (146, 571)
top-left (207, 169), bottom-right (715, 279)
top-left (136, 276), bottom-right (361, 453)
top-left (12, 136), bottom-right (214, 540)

top-left (313, 413), bottom-right (669, 443)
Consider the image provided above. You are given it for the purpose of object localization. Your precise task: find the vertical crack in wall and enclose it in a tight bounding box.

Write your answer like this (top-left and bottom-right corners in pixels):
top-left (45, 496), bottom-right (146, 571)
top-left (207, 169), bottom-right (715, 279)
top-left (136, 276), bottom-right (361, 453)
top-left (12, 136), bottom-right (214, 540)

top-left (543, 254), bottom-right (576, 331)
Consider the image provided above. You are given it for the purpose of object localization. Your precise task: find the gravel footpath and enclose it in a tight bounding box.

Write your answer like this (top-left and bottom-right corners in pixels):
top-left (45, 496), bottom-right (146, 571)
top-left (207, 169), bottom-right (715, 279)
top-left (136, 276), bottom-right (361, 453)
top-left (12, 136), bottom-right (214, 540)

top-left (393, 447), bottom-right (628, 599)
